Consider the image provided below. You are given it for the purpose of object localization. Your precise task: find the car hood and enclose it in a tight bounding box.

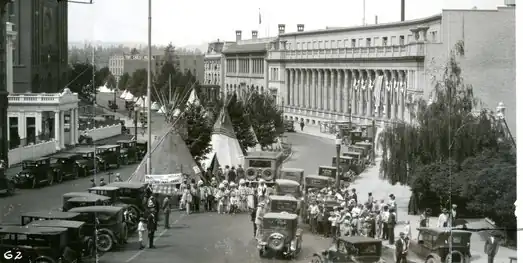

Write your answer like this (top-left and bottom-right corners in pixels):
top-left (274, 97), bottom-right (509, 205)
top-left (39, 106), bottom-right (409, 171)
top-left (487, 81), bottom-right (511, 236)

top-left (350, 255), bottom-right (382, 263)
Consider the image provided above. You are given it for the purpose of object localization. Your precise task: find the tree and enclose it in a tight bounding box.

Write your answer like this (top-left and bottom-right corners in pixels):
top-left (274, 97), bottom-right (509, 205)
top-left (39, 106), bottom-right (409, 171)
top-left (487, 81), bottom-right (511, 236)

top-left (68, 63), bottom-right (96, 102)
top-left (180, 104), bottom-right (213, 162)
top-left (95, 67), bottom-right (111, 87)
top-left (127, 69), bottom-right (149, 97)
top-left (118, 72), bottom-right (130, 91)
top-left (245, 91), bottom-right (284, 147)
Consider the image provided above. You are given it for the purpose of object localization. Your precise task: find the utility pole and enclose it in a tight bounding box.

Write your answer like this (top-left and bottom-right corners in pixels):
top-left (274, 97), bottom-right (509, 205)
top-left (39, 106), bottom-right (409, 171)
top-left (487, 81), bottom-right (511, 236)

top-left (146, 0), bottom-right (152, 174)
top-left (0, 2), bottom-right (10, 166)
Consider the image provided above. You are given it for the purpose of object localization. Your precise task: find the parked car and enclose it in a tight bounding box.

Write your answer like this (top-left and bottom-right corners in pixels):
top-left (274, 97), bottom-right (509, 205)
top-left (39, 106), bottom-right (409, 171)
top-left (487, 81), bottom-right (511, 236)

top-left (25, 220), bottom-right (96, 261)
top-left (96, 144), bottom-right (122, 170)
top-left (311, 236), bottom-right (384, 263)
top-left (50, 152), bottom-right (84, 181)
top-left (62, 192), bottom-right (112, 211)
top-left (279, 168), bottom-right (304, 185)
top-left (87, 185), bottom-right (138, 231)
top-left (12, 157), bottom-right (55, 188)
top-left (107, 182), bottom-right (148, 215)
top-left (136, 140), bottom-right (148, 160)
top-left (0, 225), bottom-right (78, 263)
top-left (117, 140), bottom-right (140, 164)
top-left (67, 147), bottom-right (101, 176)
top-left (20, 211), bottom-right (83, 226)
top-left (258, 212), bottom-right (302, 258)
top-left (409, 227), bottom-right (472, 263)
top-left (267, 195), bottom-right (300, 215)
top-left (68, 206), bottom-right (129, 252)
top-left (0, 167), bottom-right (15, 196)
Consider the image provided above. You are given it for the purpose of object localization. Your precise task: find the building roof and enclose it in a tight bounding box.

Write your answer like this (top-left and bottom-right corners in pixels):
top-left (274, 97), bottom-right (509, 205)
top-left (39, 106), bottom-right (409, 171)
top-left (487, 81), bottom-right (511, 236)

top-left (222, 43), bottom-right (268, 54)
top-left (280, 14), bottom-right (442, 37)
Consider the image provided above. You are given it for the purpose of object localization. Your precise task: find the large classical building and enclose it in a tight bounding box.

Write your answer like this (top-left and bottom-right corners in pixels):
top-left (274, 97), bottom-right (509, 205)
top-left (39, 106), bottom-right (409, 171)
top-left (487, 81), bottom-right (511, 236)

top-left (226, 5), bottom-right (516, 132)
top-left (10, 0), bottom-right (69, 93)
top-left (202, 40), bottom-right (235, 101)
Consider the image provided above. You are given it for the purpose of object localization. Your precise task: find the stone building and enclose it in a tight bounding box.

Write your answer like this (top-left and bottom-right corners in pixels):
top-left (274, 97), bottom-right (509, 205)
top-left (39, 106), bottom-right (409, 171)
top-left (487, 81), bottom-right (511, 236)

top-left (108, 53), bottom-right (162, 80)
top-left (202, 40), bottom-right (235, 101)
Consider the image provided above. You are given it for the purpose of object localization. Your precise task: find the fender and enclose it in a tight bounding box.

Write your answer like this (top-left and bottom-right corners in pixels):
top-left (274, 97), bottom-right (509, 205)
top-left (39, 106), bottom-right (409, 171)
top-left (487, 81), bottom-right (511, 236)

top-left (426, 252), bottom-right (442, 263)
top-left (311, 253), bottom-right (326, 263)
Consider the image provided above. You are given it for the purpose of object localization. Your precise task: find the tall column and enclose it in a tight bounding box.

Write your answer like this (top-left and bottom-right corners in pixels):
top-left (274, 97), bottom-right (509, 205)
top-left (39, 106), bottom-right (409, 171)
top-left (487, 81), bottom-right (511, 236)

top-left (60, 110), bottom-right (65, 148)
top-left (54, 111), bottom-right (61, 150)
top-left (290, 69), bottom-right (295, 106)
top-left (351, 70), bottom-right (357, 116)
top-left (343, 70), bottom-right (350, 114)
top-left (330, 70), bottom-right (335, 112)
top-left (383, 71), bottom-right (390, 119)
top-left (35, 111), bottom-right (43, 138)
top-left (337, 69), bottom-right (343, 113)
top-left (323, 70), bottom-right (329, 111)
top-left (295, 69), bottom-right (300, 107)
top-left (74, 108), bottom-right (79, 144)
top-left (312, 70), bottom-right (317, 109)
top-left (69, 109), bottom-right (75, 145)
top-left (305, 70), bottom-right (310, 108)
top-left (358, 70), bottom-right (364, 115)
top-left (18, 112), bottom-right (26, 140)
top-left (366, 70), bottom-right (373, 117)
top-left (0, 4), bottom-right (11, 164)
top-left (391, 71), bottom-right (397, 120)
top-left (318, 70), bottom-right (324, 110)
top-left (300, 69), bottom-right (305, 107)
top-left (399, 70), bottom-right (405, 121)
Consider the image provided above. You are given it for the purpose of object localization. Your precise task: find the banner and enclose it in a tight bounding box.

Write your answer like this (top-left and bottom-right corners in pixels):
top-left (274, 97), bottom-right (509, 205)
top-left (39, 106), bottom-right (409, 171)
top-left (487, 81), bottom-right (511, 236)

top-left (145, 173), bottom-right (183, 184)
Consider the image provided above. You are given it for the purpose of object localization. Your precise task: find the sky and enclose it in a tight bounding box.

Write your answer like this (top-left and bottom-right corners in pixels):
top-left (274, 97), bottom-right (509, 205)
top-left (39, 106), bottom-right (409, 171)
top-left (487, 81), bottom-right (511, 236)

top-left (68, 0), bottom-right (506, 47)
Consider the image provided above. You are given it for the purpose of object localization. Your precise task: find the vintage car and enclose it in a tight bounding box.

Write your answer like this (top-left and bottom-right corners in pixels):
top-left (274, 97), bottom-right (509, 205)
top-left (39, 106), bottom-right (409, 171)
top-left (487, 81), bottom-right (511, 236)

top-left (284, 120), bottom-right (295, 132)
top-left (244, 151), bottom-right (284, 184)
top-left (136, 140), bottom-right (148, 160)
top-left (258, 212), bottom-right (302, 258)
top-left (107, 182), bottom-right (148, 215)
top-left (274, 179), bottom-right (301, 198)
top-left (0, 226), bottom-right (79, 263)
top-left (62, 192), bottom-right (112, 211)
top-left (20, 211), bottom-right (83, 226)
top-left (25, 220), bottom-right (96, 261)
top-left (50, 153), bottom-right (85, 181)
top-left (311, 236), bottom-right (383, 263)
top-left (280, 168), bottom-right (304, 185)
top-left (68, 206), bottom-right (129, 252)
top-left (267, 195), bottom-right (299, 214)
top-left (96, 144), bottom-right (122, 170)
top-left (342, 152), bottom-right (365, 174)
top-left (304, 174), bottom-right (333, 192)
top-left (0, 166), bottom-right (15, 195)
top-left (68, 147), bottom-right (101, 175)
top-left (13, 157), bottom-right (55, 188)
top-left (355, 141), bottom-right (373, 157)
top-left (87, 185), bottom-right (139, 231)
top-left (117, 140), bottom-right (140, 164)
top-left (347, 145), bottom-right (368, 159)
top-left (410, 227), bottom-right (472, 263)
top-left (318, 166), bottom-right (337, 180)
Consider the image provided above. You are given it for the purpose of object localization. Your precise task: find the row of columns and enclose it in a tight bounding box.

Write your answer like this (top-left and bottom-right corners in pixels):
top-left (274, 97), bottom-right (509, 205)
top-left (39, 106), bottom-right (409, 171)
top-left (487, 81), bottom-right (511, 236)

top-left (53, 108), bottom-right (79, 150)
top-left (285, 68), bottom-right (412, 121)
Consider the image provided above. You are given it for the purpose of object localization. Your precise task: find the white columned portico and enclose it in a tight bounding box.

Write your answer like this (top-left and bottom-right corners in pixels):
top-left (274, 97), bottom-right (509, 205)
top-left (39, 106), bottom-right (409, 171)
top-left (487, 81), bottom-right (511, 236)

top-left (60, 111), bottom-right (65, 148)
top-left (69, 109), bottom-right (75, 145)
top-left (54, 111), bottom-right (61, 150)
top-left (35, 111), bottom-right (43, 137)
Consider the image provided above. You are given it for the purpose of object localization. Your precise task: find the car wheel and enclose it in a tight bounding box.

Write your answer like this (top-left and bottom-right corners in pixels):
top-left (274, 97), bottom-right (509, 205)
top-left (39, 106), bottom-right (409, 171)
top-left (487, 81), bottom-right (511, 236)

top-left (47, 171), bottom-right (54, 186)
top-left (55, 172), bottom-right (63, 183)
top-left (311, 255), bottom-right (323, 263)
top-left (425, 257), bottom-right (437, 263)
top-left (31, 177), bottom-right (38, 189)
top-left (96, 233), bottom-right (113, 252)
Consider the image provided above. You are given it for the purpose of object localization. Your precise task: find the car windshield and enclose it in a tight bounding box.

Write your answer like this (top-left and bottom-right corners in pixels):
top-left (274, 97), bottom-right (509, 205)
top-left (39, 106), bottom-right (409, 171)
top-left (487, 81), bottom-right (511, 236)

top-left (354, 243), bottom-right (378, 256)
top-left (264, 218), bottom-right (288, 230)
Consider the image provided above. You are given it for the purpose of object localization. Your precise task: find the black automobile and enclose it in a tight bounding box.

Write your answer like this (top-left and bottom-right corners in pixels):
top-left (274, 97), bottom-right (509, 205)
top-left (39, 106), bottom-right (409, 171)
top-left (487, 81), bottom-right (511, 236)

top-left (0, 225), bottom-right (78, 263)
top-left (62, 192), bottom-right (112, 211)
top-left (67, 147), bottom-right (102, 176)
top-left (117, 140), bottom-right (140, 164)
top-left (96, 144), bottom-right (122, 170)
top-left (50, 152), bottom-right (85, 181)
top-left (68, 206), bottom-right (129, 252)
top-left (25, 220), bottom-right (96, 261)
top-left (136, 140), bottom-right (148, 160)
top-left (12, 157), bottom-right (55, 188)
top-left (20, 211), bottom-right (83, 226)
top-left (88, 185), bottom-right (139, 231)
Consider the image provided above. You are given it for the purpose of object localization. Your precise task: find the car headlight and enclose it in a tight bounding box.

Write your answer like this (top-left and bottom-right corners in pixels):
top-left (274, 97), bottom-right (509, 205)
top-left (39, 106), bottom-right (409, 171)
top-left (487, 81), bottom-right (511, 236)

top-left (290, 240), bottom-right (296, 251)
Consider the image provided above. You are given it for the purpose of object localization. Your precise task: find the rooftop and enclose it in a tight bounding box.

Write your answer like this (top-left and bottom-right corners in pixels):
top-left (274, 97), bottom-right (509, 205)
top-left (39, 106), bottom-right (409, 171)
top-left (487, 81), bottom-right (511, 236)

top-left (222, 42), bottom-right (268, 54)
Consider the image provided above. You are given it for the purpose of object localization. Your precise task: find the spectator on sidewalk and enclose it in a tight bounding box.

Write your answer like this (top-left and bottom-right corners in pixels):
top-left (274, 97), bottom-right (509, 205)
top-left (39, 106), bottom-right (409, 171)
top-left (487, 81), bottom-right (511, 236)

top-left (300, 120), bottom-right (305, 131)
top-left (484, 233), bottom-right (500, 263)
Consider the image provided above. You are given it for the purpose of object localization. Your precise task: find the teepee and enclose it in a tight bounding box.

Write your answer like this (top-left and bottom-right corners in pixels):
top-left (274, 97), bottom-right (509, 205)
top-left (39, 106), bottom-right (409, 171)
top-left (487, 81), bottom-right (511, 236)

top-left (247, 125), bottom-right (262, 152)
top-left (120, 90), bottom-right (129, 99)
top-left (204, 107), bottom-right (244, 169)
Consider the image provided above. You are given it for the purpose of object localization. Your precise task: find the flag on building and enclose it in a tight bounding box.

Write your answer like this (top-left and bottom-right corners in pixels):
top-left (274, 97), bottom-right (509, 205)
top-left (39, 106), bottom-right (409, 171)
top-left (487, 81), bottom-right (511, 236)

top-left (259, 9), bottom-right (262, 24)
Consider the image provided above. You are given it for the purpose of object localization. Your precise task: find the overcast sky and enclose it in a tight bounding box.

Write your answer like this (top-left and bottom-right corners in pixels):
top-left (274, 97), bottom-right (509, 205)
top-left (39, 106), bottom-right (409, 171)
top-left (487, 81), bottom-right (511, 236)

top-left (68, 0), bottom-right (505, 46)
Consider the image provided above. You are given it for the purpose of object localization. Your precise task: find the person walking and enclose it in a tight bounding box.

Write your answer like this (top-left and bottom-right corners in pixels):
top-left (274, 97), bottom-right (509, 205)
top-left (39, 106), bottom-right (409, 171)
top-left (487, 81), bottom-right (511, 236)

top-left (395, 232), bottom-right (408, 263)
top-left (299, 119), bottom-right (305, 131)
top-left (147, 213), bottom-right (157, 249)
top-left (162, 196), bottom-right (171, 229)
top-left (484, 233), bottom-right (500, 263)
top-left (137, 217), bottom-right (146, 249)
top-left (255, 202), bottom-right (266, 241)
top-left (250, 207), bottom-right (257, 238)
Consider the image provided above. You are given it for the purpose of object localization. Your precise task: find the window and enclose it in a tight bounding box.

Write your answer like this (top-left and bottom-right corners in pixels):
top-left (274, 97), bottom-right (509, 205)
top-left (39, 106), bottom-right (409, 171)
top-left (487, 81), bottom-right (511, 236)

top-left (430, 31), bottom-right (438, 42)
top-left (366, 38), bottom-right (371, 47)
top-left (407, 34), bottom-right (412, 43)
top-left (351, 39), bottom-right (356, 48)
top-left (382, 37), bottom-right (388, 46)
top-left (399, 35), bottom-right (405, 45)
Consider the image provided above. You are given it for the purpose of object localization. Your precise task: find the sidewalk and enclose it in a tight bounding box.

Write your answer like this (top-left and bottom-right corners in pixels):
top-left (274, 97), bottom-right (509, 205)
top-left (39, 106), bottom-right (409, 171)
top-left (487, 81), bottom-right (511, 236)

top-left (293, 123), bottom-right (336, 140)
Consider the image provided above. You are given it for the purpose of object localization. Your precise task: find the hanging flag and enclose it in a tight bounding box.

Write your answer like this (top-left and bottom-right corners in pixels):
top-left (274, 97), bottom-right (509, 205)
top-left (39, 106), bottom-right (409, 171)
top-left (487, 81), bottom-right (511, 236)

top-left (259, 9), bottom-right (262, 24)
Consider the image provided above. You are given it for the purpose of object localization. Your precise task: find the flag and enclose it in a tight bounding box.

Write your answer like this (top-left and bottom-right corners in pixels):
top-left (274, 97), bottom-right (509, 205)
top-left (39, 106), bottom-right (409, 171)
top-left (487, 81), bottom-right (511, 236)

top-left (259, 9), bottom-right (262, 24)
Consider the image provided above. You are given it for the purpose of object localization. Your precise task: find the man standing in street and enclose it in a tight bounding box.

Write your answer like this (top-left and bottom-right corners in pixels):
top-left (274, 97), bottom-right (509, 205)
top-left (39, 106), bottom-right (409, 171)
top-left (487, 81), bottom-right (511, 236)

top-left (299, 119), bottom-right (305, 131)
top-left (147, 213), bottom-right (157, 249)
top-left (162, 196), bottom-right (171, 229)
top-left (395, 232), bottom-right (408, 263)
top-left (237, 165), bottom-right (245, 181)
top-left (484, 233), bottom-right (500, 263)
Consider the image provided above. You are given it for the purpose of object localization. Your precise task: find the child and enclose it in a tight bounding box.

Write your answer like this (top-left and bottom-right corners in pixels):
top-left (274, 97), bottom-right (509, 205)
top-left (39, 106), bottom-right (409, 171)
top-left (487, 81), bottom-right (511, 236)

top-left (137, 217), bottom-right (146, 249)
top-left (229, 190), bottom-right (239, 214)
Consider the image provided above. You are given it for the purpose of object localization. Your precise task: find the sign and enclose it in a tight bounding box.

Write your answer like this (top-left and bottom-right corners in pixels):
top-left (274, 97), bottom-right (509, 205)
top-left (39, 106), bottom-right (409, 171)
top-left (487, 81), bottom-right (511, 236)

top-left (192, 165), bottom-right (200, 174)
top-left (145, 173), bottom-right (183, 184)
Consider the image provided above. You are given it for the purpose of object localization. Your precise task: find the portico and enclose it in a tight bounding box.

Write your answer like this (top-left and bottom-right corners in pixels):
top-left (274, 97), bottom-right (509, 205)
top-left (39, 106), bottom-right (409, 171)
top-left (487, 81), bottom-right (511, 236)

top-left (7, 89), bottom-right (80, 150)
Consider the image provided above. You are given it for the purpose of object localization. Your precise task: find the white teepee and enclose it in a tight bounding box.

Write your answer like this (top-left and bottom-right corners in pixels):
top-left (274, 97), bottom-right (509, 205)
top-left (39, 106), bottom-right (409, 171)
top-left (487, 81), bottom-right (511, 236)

top-left (151, 101), bottom-right (160, 110)
top-left (204, 107), bottom-right (244, 168)
top-left (124, 92), bottom-right (134, 101)
top-left (247, 126), bottom-right (262, 152)
top-left (120, 90), bottom-right (128, 99)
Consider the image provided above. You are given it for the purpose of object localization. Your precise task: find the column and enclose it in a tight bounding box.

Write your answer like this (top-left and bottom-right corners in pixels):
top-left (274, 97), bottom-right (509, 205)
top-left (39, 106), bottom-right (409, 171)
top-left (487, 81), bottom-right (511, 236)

top-left (351, 70), bottom-right (357, 116)
top-left (366, 70), bottom-right (373, 117)
top-left (307, 70), bottom-right (312, 108)
top-left (323, 70), bottom-right (329, 111)
top-left (69, 109), bottom-right (75, 145)
top-left (290, 69), bottom-right (295, 106)
top-left (35, 111), bottom-right (43, 138)
top-left (74, 108), bottom-right (79, 144)
top-left (300, 69), bottom-right (305, 107)
top-left (54, 111), bottom-right (61, 150)
top-left (343, 70), bottom-right (350, 114)
top-left (391, 71), bottom-right (397, 120)
top-left (18, 112), bottom-right (26, 141)
top-left (294, 69), bottom-right (299, 106)
top-left (312, 70), bottom-right (317, 109)
top-left (318, 70), bottom-right (324, 110)
top-left (383, 71), bottom-right (390, 119)
top-left (399, 70), bottom-right (405, 121)
top-left (330, 70), bottom-right (335, 112)
top-left (358, 71), bottom-right (364, 115)
top-left (60, 111), bottom-right (65, 148)
top-left (304, 70), bottom-right (310, 108)
top-left (337, 69), bottom-right (343, 113)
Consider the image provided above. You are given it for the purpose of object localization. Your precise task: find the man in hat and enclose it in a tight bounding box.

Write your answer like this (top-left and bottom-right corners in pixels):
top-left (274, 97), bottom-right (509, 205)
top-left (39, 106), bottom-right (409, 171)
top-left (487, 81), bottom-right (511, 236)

top-left (162, 195), bottom-right (171, 229)
top-left (395, 232), bottom-right (408, 263)
top-left (484, 232), bottom-right (500, 263)
top-left (99, 178), bottom-right (106, 186)
top-left (137, 217), bottom-right (146, 249)
top-left (146, 213), bottom-right (157, 249)
top-left (437, 209), bottom-right (450, 228)
top-left (451, 204), bottom-right (458, 226)
top-left (255, 202), bottom-right (266, 240)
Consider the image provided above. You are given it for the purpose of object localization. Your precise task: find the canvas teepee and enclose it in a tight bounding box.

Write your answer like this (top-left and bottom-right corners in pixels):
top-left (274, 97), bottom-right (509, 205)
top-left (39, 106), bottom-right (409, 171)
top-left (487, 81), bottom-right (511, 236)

top-left (247, 125), bottom-right (262, 152)
top-left (204, 107), bottom-right (244, 169)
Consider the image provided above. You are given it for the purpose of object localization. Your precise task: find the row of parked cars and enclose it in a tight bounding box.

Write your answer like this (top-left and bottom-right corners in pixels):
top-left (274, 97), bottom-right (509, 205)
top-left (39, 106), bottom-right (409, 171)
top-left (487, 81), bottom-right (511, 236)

top-left (0, 140), bottom-right (148, 192)
top-left (0, 181), bottom-right (150, 263)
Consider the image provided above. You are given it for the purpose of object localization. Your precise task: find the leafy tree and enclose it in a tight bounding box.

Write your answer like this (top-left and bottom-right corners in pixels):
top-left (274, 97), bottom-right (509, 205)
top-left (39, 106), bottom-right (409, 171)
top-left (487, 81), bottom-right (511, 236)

top-left (127, 69), bottom-right (149, 97)
top-left (95, 67), bottom-right (111, 86)
top-left (117, 72), bottom-right (130, 91)
top-left (179, 104), bottom-right (212, 162)
top-left (68, 63), bottom-right (97, 102)
top-left (245, 91), bottom-right (284, 147)
top-left (105, 74), bottom-right (117, 91)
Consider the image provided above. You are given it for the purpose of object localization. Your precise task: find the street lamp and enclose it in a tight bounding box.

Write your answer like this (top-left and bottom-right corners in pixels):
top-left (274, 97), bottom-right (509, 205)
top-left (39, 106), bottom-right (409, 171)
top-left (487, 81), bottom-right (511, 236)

top-left (335, 136), bottom-right (342, 188)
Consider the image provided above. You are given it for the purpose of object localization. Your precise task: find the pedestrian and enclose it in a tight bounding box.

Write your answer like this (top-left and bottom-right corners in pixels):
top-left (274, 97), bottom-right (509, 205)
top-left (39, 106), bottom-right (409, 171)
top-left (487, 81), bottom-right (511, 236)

top-left (181, 186), bottom-right (192, 215)
top-left (237, 165), bottom-right (245, 181)
top-left (299, 119), bottom-right (305, 131)
top-left (381, 206), bottom-right (390, 240)
top-left (228, 166), bottom-right (237, 184)
top-left (404, 220), bottom-right (412, 240)
top-left (215, 184), bottom-right (225, 214)
top-left (451, 204), bottom-right (458, 226)
top-left (114, 173), bottom-right (122, 182)
top-left (255, 202), bottom-right (266, 241)
top-left (224, 165), bottom-right (230, 181)
top-left (367, 192), bottom-right (374, 210)
top-left (395, 232), bottom-right (408, 263)
top-left (309, 201), bottom-right (320, 233)
top-left (146, 213), bottom-right (157, 249)
top-left (137, 217), bottom-right (146, 249)
top-left (389, 208), bottom-right (397, 245)
top-left (99, 178), bottom-right (106, 186)
top-left (90, 179), bottom-right (96, 187)
top-left (437, 209), bottom-right (450, 228)
top-left (484, 233), bottom-right (500, 263)
top-left (198, 180), bottom-right (207, 212)
top-left (419, 208), bottom-right (431, 227)
top-left (162, 195), bottom-right (171, 229)
top-left (250, 207), bottom-right (257, 238)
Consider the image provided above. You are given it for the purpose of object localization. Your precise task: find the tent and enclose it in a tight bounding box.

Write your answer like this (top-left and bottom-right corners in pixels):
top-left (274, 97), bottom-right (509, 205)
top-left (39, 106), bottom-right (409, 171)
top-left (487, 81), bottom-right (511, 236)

top-left (157, 105), bottom-right (166, 114)
top-left (204, 107), bottom-right (244, 168)
top-left (97, 85), bottom-right (114, 93)
top-left (124, 92), bottom-right (134, 101)
top-left (128, 127), bottom-right (202, 183)
top-left (247, 125), bottom-right (262, 152)
top-left (186, 89), bottom-right (200, 106)
top-left (151, 102), bottom-right (160, 110)
top-left (120, 90), bottom-right (128, 99)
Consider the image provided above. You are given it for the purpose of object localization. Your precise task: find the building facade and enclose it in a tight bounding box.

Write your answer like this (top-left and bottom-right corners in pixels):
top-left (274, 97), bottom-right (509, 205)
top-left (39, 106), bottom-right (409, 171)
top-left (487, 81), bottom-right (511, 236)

top-left (11, 0), bottom-right (69, 94)
top-left (177, 54), bottom-right (204, 84)
top-left (222, 30), bottom-right (277, 99)
top-left (202, 40), bottom-right (235, 101)
top-left (108, 53), bottom-right (162, 80)
top-left (259, 6), bottom-right (515, 131)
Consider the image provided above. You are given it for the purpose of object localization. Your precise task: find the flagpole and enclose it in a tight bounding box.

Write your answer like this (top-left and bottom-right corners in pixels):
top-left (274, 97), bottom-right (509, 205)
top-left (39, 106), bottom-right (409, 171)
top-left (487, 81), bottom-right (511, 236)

top-left (146, 0), bottom-right (152, 175)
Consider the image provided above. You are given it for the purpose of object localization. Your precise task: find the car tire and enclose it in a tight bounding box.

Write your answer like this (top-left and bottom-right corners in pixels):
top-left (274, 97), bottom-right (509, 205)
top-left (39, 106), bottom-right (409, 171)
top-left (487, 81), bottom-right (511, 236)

top-left (96, 233), bottom-right (113, 252)
top-left (31, 177), bottom-right (38, 189)
top-left (425, 257), bottom-right (437, 263)
top-left (47, 171), bottom-right (54, 186)
top-left (311, 255), bottom-right (323, 263)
